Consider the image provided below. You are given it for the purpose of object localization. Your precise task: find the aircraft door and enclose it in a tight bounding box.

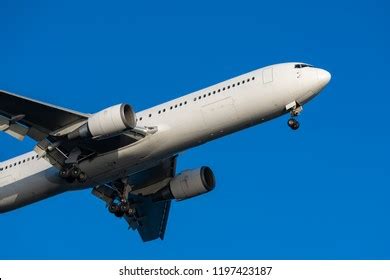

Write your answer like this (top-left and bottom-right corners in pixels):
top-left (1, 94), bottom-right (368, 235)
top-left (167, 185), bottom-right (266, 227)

top-left (262, 67), bottom-right (273, 84)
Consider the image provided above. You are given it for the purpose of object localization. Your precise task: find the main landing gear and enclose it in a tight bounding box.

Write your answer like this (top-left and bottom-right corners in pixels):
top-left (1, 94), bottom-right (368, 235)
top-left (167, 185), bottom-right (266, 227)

top-left (108, 198), bottom-right (135, 217)
top-left (59, 164), bottom-right (88, 183)
top-left (108, 178), bottom-right (135, 218)
top-left (287, 102), bottom-right (303, 130)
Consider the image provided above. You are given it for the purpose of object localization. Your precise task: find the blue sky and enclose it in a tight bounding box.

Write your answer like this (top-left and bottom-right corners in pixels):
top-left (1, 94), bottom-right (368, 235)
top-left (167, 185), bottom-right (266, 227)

top-left (0, 0), bottom-right (389, 259)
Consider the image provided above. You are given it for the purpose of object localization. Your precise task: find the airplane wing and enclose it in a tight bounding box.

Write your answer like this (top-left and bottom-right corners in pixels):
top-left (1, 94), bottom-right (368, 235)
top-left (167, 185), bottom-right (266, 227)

top-left (0, 90), bottom-right (149, 172)
top-left (92, 156), bottom-right (177, 242)
top-left (0, 90), bottom-right (89, 141)
top-left (124, 196), bottom-right (171, 242)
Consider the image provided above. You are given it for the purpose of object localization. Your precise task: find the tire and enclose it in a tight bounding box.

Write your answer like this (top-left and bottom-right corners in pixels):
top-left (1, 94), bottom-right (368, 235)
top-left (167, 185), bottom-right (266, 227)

top-left (77, 172), bottom-right (88, 183)
top-left (120, 204), bottom-right (129, 213)
top-left (109, 203), bottom-right (119, 214)
top-left (288, 118), bottom-right (299, 130)
top-left (114, 211), bottom-right (124, 218)
top-left (59, 169), bottom-right (70, 179)
top-left (71, 167), bottom-right (81, 178)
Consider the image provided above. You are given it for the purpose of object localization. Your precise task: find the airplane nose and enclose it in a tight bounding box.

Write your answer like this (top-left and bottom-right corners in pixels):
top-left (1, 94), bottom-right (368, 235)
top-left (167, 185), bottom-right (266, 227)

top-left (317, 68), bottom-right (331, 88)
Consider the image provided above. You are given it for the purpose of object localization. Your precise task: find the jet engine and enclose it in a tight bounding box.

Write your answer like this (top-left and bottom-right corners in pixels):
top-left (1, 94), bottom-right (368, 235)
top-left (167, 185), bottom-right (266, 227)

top-left (68, 104), bottom-right (136, 139)
top-left (153, 166), bottom-right (216, 201)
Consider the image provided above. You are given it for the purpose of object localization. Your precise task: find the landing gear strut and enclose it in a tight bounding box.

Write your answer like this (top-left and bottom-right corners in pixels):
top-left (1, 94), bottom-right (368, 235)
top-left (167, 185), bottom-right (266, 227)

top-left (286, 102), bottom-right (303, 130)
top-left (107, 179), bottom-right (135, 218)
top-left (108, 198), bottom-right (134, 217)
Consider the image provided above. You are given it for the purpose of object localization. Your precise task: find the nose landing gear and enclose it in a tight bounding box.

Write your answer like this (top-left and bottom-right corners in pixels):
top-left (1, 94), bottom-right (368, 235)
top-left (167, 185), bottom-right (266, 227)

top-left (287, 118), bottom-right (300, 130)
top-left (286, 101), bottom-right (303, 130)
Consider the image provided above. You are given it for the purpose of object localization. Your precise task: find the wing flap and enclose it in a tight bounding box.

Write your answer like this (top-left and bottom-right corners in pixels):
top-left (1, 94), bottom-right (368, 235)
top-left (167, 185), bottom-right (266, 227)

top-left (125, 195), bottom-right (171, 241)
top-left (0, 115), bottom-right (29, 141)
top-left (0, 90), bottom-right (89, 141)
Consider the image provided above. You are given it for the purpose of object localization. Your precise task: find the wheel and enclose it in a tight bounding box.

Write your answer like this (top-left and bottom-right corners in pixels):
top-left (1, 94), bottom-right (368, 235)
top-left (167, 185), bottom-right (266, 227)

top-left (287, 118), bottom-right (300, 130)
top-left (114, 211), bottom-right (124, 218)
top-left (59, 169), bottom-right (70, 179)
top-left (292, 121), bottom-right (300, 130)
top-left (71, 166), bottom-right (81, 178)
top-left (120, 203), bottom-right (129, 213)
top-left (77, 172), bottom-right (88, 183)
top-left (109, 203), bottom-right (119, 214)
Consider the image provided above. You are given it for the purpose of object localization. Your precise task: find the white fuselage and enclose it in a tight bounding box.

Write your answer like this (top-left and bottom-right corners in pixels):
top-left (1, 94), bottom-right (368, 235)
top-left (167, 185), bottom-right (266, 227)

top-left (0, 62), bottom-right (331, 213)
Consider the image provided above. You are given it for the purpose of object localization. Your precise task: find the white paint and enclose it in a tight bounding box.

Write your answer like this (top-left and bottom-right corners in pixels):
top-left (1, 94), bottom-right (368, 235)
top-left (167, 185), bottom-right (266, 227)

top-left (88, 103), bottom-right (136, 137)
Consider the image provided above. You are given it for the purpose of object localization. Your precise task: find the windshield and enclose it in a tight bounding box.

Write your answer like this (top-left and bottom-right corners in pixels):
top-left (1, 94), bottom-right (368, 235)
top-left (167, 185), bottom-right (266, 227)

top-left (294, 64), bottom-right (313, 69)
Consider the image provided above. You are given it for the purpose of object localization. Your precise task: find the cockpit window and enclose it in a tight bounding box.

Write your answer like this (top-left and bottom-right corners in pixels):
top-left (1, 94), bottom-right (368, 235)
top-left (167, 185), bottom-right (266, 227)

top-left (294, 64), bottom-right (313, 69)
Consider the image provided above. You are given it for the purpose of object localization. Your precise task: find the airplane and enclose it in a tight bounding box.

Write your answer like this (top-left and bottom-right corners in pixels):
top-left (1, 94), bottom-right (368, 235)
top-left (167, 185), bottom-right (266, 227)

top-left (0, 62), bottom-right (331, 241)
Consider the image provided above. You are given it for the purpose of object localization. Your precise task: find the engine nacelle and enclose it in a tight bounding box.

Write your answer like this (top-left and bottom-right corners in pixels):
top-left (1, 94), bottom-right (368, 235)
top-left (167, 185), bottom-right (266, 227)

top-left (68, 104), bottom-right (136, 139)
top-left (153, 167), bottom-right (216, 201)
top-left (88, 103), bottom-right (136, 137)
